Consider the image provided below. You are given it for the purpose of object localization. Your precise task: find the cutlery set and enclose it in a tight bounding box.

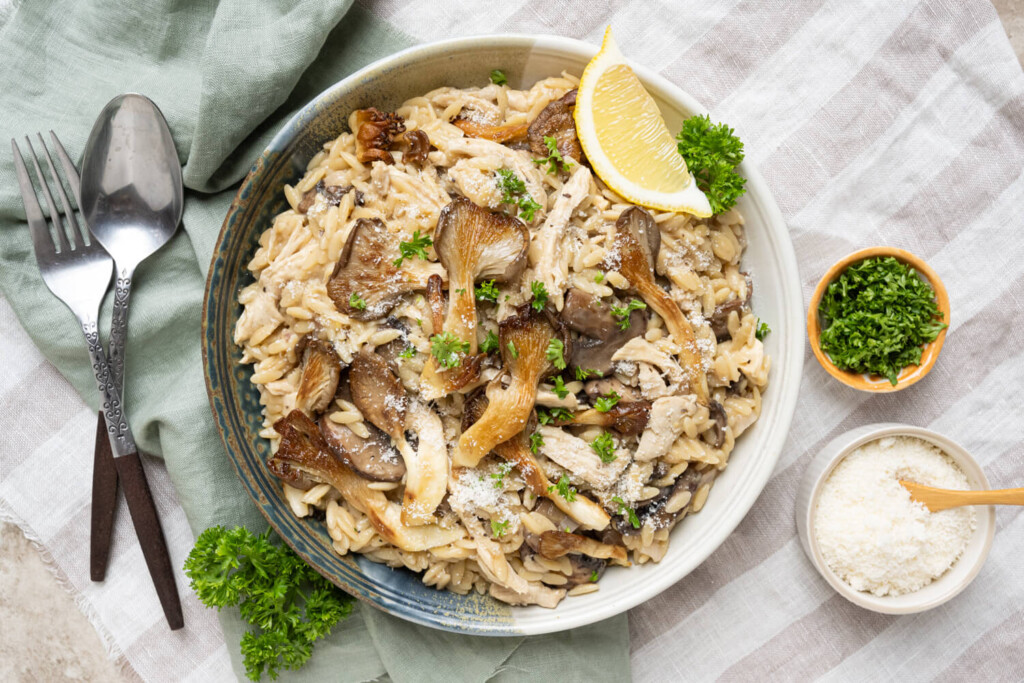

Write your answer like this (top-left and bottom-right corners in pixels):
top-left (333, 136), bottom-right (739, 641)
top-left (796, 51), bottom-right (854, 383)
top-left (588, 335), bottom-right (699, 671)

top-left (12, 95), bottom-right (184, 630)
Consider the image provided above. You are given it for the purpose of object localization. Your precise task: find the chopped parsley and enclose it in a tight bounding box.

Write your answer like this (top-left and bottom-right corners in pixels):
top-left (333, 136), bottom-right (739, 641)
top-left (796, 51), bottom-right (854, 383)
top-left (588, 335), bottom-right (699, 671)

top-left (392, 230), bottom-right (432, 267)
top-left (506, 340), bottom-right (519, 359)
top-left (430, 332), bottom-right (470, 369)
top-left (454, 288), bottom-right (466, 295)
top-left (551, 375), bottom-right (569, 400)
top-left (533, 135), bottom-right (567, 174)
top-left (489, 69), bottom-right (507, 86)
top-left (575, 367), bottom-right (602, 381)
top-left (594, 272), bottom-right (605, 283)
top-left (756, 319), bottom-right (771, 341)
top-left (589, 570), bottom-right (599, 582)
top-left (475, 279), bottom-right (500, 303)
top-left (480, 330), bottom-right (500, 354)
top-left (495, 169), bottom-right (542, 221)
top-left (490, 462), bottom-right (513, 489)
top-left (594, 391), bottom-right (620, 412)
top-left (548, 473), bottom-right (577, 502)
top-left (590, 432), bottom-right (616, 463)
top-left (676, 114), bottom-right (747, 215)
top-left (537, 407), bottom-right (573, 425)
top-left (490, 519), bottom-right (511, 538)
top-left (818, 256), bottom-right (947, 385)
top-left (546, 338), bottom-right (566, 370)
top-left (398, 346), bottom-right (416, 359)
top-left (611, 496), bottom-right (641, 529)
top-left (348, 292), bottom-right (367, 311)
top-left (530, 280), bottom-right (549, 311)
top-left (529, 430), bottom-right (544, 454)
top-left (610, 299), bottom-right (647, 330)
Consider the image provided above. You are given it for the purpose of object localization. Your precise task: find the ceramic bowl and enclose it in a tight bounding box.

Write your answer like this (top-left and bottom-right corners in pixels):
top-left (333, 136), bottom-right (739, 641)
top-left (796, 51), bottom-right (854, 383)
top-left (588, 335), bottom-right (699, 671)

top-left (202, 34), bottom-right (804, 635)
top-left (807, 246), bottom-right (950, 392)
top-left (795, 423), bottom-right (995, 614)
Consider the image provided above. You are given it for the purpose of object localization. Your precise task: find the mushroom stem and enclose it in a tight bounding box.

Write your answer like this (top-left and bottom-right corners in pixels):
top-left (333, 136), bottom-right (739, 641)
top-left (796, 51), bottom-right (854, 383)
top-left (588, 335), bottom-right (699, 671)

top-left (426, 274), bottom-right (445, 335)
top-left (454, 370), bottom-right (540, 468)
top-left (399, 401), bottom-right (449, 526)
top-left (633, 278), bottom-right (708, 403)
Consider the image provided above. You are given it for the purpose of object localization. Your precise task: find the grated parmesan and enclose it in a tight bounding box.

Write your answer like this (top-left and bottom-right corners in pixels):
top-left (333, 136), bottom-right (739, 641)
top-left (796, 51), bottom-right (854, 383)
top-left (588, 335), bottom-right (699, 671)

top-left (814, 436), bottom-right (976, 597)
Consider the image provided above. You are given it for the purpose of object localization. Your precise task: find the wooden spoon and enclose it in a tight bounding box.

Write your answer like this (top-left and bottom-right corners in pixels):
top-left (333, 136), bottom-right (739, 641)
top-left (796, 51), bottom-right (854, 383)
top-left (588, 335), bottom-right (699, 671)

top-left (899, 480), bottom-right (1024, 512)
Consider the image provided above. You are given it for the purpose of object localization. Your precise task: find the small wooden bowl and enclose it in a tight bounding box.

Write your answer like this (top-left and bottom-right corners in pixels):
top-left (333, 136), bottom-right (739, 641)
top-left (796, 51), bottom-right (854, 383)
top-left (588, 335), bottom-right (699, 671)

top-left (807, 246), bottom-right (950, 392)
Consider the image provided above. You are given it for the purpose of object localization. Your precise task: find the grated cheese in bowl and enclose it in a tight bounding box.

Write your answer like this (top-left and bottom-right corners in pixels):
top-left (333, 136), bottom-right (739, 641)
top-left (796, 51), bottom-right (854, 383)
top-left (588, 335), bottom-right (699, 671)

top-left (813, 436), bottom-right (976, 597)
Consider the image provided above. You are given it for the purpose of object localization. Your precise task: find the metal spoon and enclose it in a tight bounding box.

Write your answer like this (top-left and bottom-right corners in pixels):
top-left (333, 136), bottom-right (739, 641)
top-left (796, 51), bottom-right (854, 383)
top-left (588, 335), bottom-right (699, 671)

top-left (80, 94), bottom-right (182, 582)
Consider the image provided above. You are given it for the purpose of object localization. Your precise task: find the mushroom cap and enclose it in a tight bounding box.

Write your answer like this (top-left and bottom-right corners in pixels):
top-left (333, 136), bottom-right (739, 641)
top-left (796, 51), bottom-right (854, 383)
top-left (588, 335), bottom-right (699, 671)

top-left (608, 206), bottom-right (661, 286)
top-left (433, 196), bottom-right (529, 285)
top-left (319, 417), bottom-right (406, 482)
top-left (561, 288), bottom-right (647, 375)
top-left (327, 218), bottom-right (410, 321)
top-left (294, 339), bottom-right (342, 417)
top-left (528, 89), bottom-right (582, 163)
top-left (349, 348), bottom-right (407, 441)
top-left (498, 301), bottom-right (572, 379)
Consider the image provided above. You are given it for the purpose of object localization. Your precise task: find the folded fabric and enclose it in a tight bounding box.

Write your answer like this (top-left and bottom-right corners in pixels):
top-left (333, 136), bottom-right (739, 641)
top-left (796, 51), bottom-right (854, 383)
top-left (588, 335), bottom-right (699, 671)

top-left (0, 1), bottom-right (630, 681)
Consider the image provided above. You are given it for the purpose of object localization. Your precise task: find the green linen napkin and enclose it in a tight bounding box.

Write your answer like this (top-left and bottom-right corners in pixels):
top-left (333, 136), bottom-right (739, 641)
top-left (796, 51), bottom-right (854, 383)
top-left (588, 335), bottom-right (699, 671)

top-left (0, 1), bottom-right (630, 681)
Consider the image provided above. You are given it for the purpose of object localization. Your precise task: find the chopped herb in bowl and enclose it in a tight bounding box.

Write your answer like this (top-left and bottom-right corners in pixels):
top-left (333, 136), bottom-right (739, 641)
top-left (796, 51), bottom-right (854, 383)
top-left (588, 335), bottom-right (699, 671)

top-left (817, 256), bottom-right (947, 385)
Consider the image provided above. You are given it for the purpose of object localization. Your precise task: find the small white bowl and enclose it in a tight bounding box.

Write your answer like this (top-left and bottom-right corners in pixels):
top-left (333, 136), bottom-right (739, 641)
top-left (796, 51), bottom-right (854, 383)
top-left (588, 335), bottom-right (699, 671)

top-left (795, 423), bottom-right (995, 614)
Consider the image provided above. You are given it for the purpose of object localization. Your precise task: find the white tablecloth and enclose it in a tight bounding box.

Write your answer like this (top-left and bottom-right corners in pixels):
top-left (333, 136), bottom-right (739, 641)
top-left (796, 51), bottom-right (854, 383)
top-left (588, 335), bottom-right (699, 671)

top-left (2, 0), bottom-right (1024, 680)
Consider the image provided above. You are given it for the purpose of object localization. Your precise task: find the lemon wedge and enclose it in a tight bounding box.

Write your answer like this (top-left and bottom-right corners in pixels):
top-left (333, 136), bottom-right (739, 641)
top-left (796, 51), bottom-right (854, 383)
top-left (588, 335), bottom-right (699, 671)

top-left (574, 27), bottom-right (712, 217)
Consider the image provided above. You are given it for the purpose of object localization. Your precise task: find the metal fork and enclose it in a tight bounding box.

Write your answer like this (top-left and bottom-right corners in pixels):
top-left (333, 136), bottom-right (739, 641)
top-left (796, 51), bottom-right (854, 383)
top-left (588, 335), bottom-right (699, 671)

top-left (12, 133), bottom-right (184, 630)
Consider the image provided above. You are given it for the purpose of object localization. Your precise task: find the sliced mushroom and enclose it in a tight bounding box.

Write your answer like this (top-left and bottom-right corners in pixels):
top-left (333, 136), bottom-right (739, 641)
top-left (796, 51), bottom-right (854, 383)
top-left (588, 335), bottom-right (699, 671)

top-left (452, 303), bottom-right (569, 468)
top-left (352, 108), bottom-right (406, 164)
top-left (297, 181), bottom-right (360, 214)
top-left (420, 197), bottom-right (529, 398)
top-left (584, 377), bottom-right (641, 403)
top-left (452, 118), bottom-right (529, 143)
top-left (612, 467), bottom-right (715, 537)
top-left (426, 274), bottom-right (445, 334)
top-left (268, 411), bottom-right (463, 551)
top-left (607, 207), bottom-right (708, 402)
top-left (569, 401), bottom-right (651, 436)
top-left (708, 297), bottom-right (745, 342)
top-left (350, 348), bottom-right (407, 441)
top-left (294, 339), bottom-right (342, 417)
top-left (562, 287), bottom-right (647, 375)
top-left (327, 218), bottom-right (442, 320)
top-left (528, 89), bottom-right (582, 163)
top-left (528, 165), bottom-right (592, 310)
top-left (537, 531), bottom-right (628, 563)
top-left (706, 400), bottom-right (728, 449)
top-left (319, 417), bottom-right (405, 482)
top-left (400, 129), bottom-right (430, 164)
top-left (565, 555), bottom-right (607, 588)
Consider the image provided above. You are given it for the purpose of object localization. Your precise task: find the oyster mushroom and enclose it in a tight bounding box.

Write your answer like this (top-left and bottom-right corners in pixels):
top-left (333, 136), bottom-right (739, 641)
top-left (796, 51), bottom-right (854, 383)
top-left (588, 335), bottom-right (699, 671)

top-left (426, 274), bottom-right (445, 334)
top-left (583, 377), bottom-right (641, 403)
top-left (350, 349), bottom-right (447, 524)
top-left (462, 391), bottom-right (610, 530)
top-left (537, 530), bottom-right (628, 563)
top-left (606, 206), bottom-right (708, 402)
top-left (400, 129), bottom-right (430, 164)
top-left (297, 181), bottom-right (360, 214)
top-left (327, 218), bottom-right (443, 320)
top-left (569, 401), bottom-right (651, 436)
top-left (706, 400), bottom-right (728, 449)
top-left (419, 197), bottom-right (529, 398)
top-left (452, 118), bottom-right (530, 143)
top-left (528, 89), bottom-right (582, 162)
top-left (268, 410), bottom-right (463, 551)
top-left (351, 108), bottom-right (405, 164)
top-left (294, 339), bottom-right (342, 417)
top-left (319, 418), bottom-right (405, 482)
top-left (561, 287), bottom-right (647, 375)
top-left (708, 297), bottom-right (745, 342)
top-left (452, 303), bottom-right (569, 468)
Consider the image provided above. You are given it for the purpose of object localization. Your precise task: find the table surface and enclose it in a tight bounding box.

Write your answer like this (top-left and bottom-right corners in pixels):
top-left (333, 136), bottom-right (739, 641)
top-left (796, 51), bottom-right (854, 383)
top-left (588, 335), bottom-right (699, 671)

top-left (2, 4), bottom-right (1023, 681)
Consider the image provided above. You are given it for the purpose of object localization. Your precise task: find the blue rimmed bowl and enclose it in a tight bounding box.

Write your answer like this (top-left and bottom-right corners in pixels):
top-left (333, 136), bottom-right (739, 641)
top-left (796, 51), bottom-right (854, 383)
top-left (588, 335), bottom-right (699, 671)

top-left (202, 34), bottom-right (803, 635)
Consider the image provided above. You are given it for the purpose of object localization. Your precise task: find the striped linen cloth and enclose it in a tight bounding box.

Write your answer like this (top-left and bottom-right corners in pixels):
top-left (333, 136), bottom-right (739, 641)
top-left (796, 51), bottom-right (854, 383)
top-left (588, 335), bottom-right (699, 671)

top-left (3, 0), bottom-right (1024, 679)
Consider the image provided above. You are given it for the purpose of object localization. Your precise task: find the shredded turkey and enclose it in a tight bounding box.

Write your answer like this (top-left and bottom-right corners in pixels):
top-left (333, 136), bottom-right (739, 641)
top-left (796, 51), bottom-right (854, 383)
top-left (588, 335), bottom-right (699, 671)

top-left (537, 426), bottom-right (631, 490)
top-left (635, 395), bottom-right (698, 461)
top-left (528, 165), bottom-right (592, 310)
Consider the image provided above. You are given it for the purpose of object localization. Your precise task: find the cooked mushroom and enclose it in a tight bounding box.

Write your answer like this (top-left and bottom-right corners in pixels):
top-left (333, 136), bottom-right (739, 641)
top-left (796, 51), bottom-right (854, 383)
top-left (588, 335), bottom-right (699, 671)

top-left (352, 108), bottom-right (406, 164)
top-left (583, 377), bottom-right (641, 403)
top-left (537, 530), bottom-right (628, 563)
top-left (400, 129), bottom-right (430, 164)
top-left (569, 401), bottom-right (651, 436)
top-left (268, 410), bottom-right (463, 551)
top-left (350, 348), bottom-right (407, 441)
top-left (528, 89), bottom-right (582, 162)
top-left (452, 302), bottom-right (569, 468)
top-left (611, 467), bottom-right (715, 537)
top-left (294, 339), bottom-right (342, 417)
top-left (708, 297), bottom-right (745, 342)
top-left (528, 166), bottom-right (592, 310)
top-left (319, 418), bottom-right (405, 482)
top-left (297, 181), bottom-right (360, 214)
top-left (327, 218), bottom-right (443, 320)
top-left (607, 207), bottom-right (708, 402)
top-left (426, 274), bottom-right (445, 334)
top-left (562, 287), bottom-right (647, 375)
top-left (565, 555), bottom-right (607, 588)
top-left (706, 400), bottom-right (728, 449)
top-left (634, 395), bottom-right (699, 461)
top-left (489, 580), bottom-right (566, 608)
top-left (452, 118), bottom-right (529, 143)
top-left (462, 390), bottom-right (610, 531)
top-left (419, 197), bottom-right (529, 399)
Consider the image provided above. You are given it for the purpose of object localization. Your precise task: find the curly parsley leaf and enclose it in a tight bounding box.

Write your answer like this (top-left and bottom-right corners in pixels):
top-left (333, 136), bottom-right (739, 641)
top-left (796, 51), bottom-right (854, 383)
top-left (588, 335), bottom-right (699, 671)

top-left (536, 406), bottom-right (573, 425)
top-left (548, 473), bottom-right (577, 502)
top-left (480, 330), bottom-right (500, 354)
top-left (475, 279), bottom-right (500, 303)
top-left (184, 526), bottom-right (354, 682)
top-left (594, 391), bottom-right (620, 412)
top-left (575, 367), bottom-right (602, 381)
top-left (611, 496), bottom-right (641, 529)
top-left (393, 230), bottom-right (433, 267)
top-left (546, 338), bottom-right (566, 370)
top-left (755, 319), bottom-right (771, 341)
top-left (494, 169), bottom-right (541, 221)
top-left (590, 432), bottom-right (616, 463)
top-left (506, 340), bottom-right (519, 359)
top-left (531, 280), bottom-right (549, 311)
top-left (529, 430), bottom-right (544, 454)
top-left (676, 114), bottom-right (747, 215)
top-left (430, 332), bottom-right (470, 369)
top-left (490, 69), bottom-right (508, 86)
top-left (490, 462), bottom-right (513, 489)
top-left (491, 519), bottom-right (511, 537)
top-left (399, 346), bottom-right (416, 359)
top-left (610, 299), bottom-right (647, 330)
top-left (551, 375), bottom-right (569, 400)
top-left (532, 135), bottom-right (567, 174)
top-left (348, 292), bottom-right (367, 311)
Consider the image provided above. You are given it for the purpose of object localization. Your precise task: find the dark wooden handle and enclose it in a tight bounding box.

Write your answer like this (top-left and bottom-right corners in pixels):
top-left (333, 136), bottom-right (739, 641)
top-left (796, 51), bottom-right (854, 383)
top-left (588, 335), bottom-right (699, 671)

top-left (90, 412), bottom-right (119, 582)
top-left (113, 451), bottom-right (184, 630)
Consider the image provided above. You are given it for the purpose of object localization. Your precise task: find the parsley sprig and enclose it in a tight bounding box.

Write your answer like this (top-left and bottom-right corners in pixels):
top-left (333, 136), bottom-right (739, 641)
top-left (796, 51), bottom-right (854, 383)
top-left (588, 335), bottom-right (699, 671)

top-left (430, 332), bottom-right (470, 369)
top-left (491, 519), bottom-right (511, 537)
top-left (184, 526), bottom-right (354, 681)
top-left (546, 338), bottom-right (566, 370)
top-left (348, 292), bottom-right (367, 311)
top-left (818, 256), bottom-right (946, 385)
top-left (490, 69), bottom-right (508, 86)
top-left (495, 169), bottom-right (542, 221)
top-left (755, 319), bottom-right (771, 341)
top-left (594, 391), bottom-right (620, 412)
top-left (548, 473), bottom-right (577, 502)
top-left (480, 330), bottom-right (500, 354)
top-left (551, 376), bottom-right (569, 400)
top-left (393, 230), bottom-right (432, 267)
top-left (533, 135), bottom-right (568, 174)
top-left (611, 496), bottom-right (641, 529)
top-left (530, 280), bottom-right (549, 311)
top-left (611, 299), bottom-right (647, 330)
top-left (475, 280), bottom-right (500, 303)
top-left (529, 430), bottom-right (544, 454)
top-left (590, 432), bottom-right (616, 463)
top-left (676, 114), bottom-right (747, 214)
top-left (537, 406), bottom-right (573, 425)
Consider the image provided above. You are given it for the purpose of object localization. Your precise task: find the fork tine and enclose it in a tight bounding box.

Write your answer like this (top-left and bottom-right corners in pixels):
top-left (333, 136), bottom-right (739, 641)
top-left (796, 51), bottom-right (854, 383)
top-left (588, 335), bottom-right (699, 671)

top-left (11, 139), bottom-right (56, 258)
top-left (50, 131), bottom-right (83, 215)
top-left (37, 133), bottom-right (85, 250)
top-left (24, 136), bottom-right (72, 254)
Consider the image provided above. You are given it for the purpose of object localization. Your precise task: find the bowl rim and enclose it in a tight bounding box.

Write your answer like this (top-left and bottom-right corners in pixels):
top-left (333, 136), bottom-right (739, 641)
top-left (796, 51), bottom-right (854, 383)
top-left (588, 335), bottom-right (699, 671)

top-left (806, 246), bottom-right (950, 393)
top-left (202, 32), bottom-right (804, 635)
top-left (800, 423), bottom-right (995, 615)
